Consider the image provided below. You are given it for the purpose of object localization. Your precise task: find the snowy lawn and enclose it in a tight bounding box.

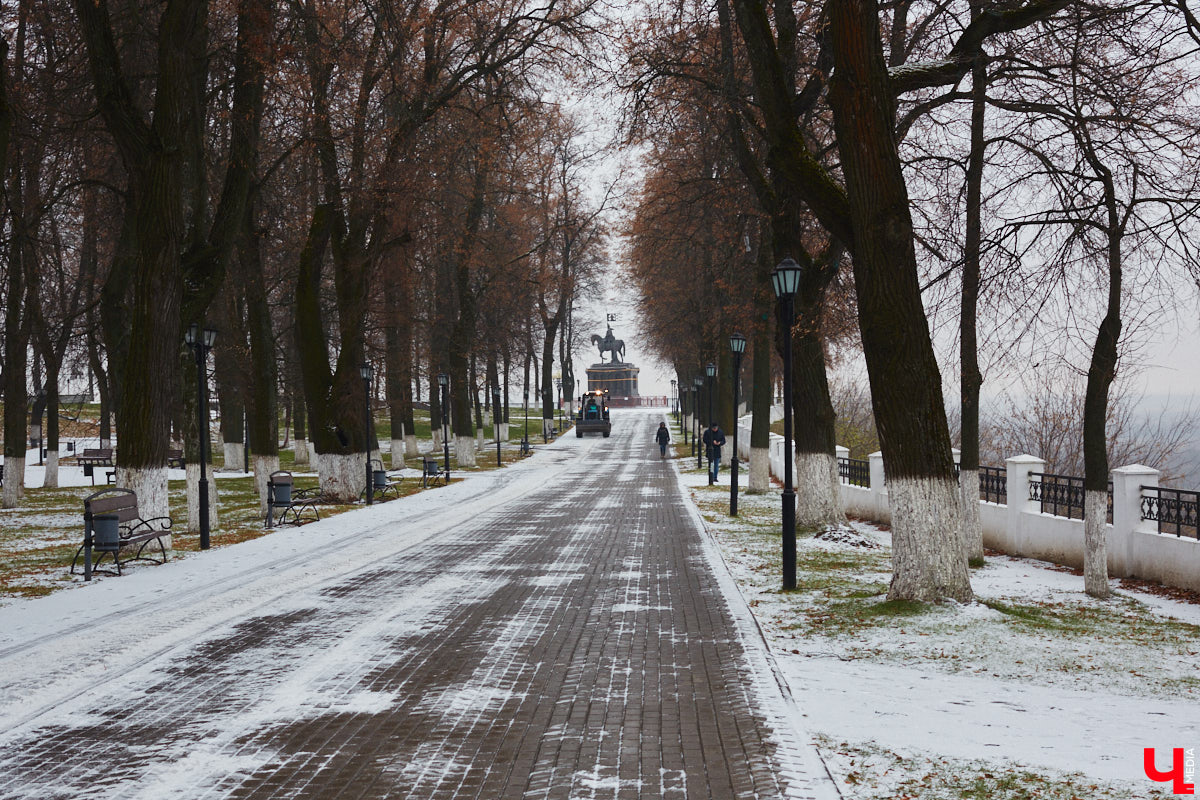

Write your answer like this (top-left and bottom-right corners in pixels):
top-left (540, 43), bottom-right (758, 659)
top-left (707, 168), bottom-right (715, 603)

top-left (679, 468), bottom-right (1199, 799)
top-left (0, 465), bottom-right (451, 601)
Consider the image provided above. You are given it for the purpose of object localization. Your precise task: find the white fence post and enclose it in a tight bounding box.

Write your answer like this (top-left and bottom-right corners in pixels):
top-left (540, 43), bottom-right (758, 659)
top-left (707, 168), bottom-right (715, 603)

top-left (868, 451), bottom-right (886, 520)
top-left (1110, 464), bottom-right (1159, 578)
top-left (1005, 454), bottom-right (1047, 554)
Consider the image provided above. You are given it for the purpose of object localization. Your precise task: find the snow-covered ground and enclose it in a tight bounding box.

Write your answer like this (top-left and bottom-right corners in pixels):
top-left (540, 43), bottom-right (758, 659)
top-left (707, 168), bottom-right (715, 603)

top-left (678, 467), bottom-right (1199, 799)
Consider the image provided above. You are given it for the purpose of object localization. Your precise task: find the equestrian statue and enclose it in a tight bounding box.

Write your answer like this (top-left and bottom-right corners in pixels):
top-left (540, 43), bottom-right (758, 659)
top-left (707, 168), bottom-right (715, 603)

top-left (591, 326), bottom-right (625, 364)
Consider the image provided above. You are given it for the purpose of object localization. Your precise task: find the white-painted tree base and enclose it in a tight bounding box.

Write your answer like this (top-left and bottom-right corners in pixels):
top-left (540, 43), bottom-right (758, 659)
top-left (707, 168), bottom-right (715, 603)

top-left (1084, 489), bottom-right (1110, 599)
top-left (391, 439), bottom-right (405, 469)
top-left (252, 454), bottom-right (279, 516)
top-left (794, 451), bottom-right (843, 528)
top-left (1, 457), bottom-right (25, 507)
top-left (307, 442), bottom-right (318, 465)
top-left (316, 452), bottom-right (364, 502)
top-left (455, 436), bottom-right (477, 467)
top-left (499, 423), bottom-right (509, 441)
top-left (293, 441), bottom-right (310, 466)
top-left (44, 452), bottom-right (59, 488)
top-left (959, 470), bottom-right (984, 562)
top-left (543, 419), bottom-right (554, 438)
top-left (747, 448), bottom-right (770, 494)
top-left (405, 434), bottom-right (418, 458)
top-left (432, 429), bottom-right (443, 448)
top-left (223, 442), bottom-right (245, 472)
top-left (476, 431), bottom-right (484, 450)
top-left (185, 463), bottom-right (222, 532)
top-left (886, 475), bottom-right (972, 603)
top-left (117, 466), bottom-right (171, 552)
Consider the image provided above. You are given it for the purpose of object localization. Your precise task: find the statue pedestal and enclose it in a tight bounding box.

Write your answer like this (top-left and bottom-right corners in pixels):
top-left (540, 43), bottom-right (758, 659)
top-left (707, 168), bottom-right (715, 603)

top-left (587, 362), bottom-right (640, 406)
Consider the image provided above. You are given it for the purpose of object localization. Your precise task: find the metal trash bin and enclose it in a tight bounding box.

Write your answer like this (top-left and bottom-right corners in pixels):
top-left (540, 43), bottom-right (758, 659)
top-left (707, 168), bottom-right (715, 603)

top-left (92, 514), bottom-right (121, 553)
top-left (373, 469), bottom-right (388, 490)
top-left (272, 482), bottom-right (292, 505)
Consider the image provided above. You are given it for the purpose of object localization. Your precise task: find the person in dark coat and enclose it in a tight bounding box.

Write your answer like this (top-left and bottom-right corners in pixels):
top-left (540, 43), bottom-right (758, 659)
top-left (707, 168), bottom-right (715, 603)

top-left (702, 421), bottom-right (726, 484)
top-left (655, 421), bottom-right (671, 458)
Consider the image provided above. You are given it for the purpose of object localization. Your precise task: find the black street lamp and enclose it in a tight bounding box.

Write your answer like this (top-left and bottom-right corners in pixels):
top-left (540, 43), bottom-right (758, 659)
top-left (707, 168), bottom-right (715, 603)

top-left (360, 363), bottom-right (374, 505)
top-left (185, 323), bottom-right (218, 550)
top-left (437, 372), bottom-right (451, 482)
top-left (772, 257), bottom-right (803, 590)
top-left (555, 378), bottom-right (563, 431)
top-left (693, 377), bottom-right (703, 470)
top-left (670, 379), bottom-right (677, 421)
top-left (705, 362), bottom-right (716, 485)
top-left (522, 388), bottom-right (531, 455)
top-left (494, 383), bottom-right (503, 467)
top-left (729, 333), bottom-right (746, 514)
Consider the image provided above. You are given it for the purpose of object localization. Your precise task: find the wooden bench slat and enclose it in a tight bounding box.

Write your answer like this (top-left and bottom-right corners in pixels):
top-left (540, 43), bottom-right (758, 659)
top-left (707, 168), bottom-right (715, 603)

top-left (86, 496), bottom-right (138, 515)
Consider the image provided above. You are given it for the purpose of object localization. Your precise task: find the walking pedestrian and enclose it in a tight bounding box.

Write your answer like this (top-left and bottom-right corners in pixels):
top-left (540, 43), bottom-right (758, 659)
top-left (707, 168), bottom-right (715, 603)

top-left (702, 421), bottom-right (726, 484)
top-left (655, 421), bottom-right (671, 459)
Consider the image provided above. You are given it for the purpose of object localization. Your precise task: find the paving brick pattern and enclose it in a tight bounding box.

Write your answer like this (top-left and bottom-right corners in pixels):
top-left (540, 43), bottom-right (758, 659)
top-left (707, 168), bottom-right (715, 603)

top-left (0, 413), bottom-right (831, 799)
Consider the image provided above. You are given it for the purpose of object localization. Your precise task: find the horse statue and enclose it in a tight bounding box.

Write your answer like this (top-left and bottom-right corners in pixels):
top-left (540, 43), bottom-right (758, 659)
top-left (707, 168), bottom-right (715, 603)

top-left (591, 327), bottom-right (626, 363)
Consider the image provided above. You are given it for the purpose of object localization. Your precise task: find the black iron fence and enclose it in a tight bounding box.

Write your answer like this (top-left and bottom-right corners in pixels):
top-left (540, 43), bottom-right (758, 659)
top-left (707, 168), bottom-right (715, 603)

top-left (837, 457), bottom-right (870, 488)
top-left (1028, 473), bottom-right (1112, 522)
top-left (979, 466), bottom-right (1007, 504)
top-left (1140, 487), bottom-right (1200, 540)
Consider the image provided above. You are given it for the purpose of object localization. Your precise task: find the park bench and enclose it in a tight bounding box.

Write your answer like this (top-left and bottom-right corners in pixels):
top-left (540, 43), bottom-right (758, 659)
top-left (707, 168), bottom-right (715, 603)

top-left (421, 457), bottom-right (447, 488)
top-left (363, 459), bottom-right (402, 501)
top-left (265, 471), bottom-right (320, 529)
top-left (76, 448), bottom-right (115, 485)
top-left (167, 449), bottom-right (185, 469)
top-left (70, 487), bottom-right (172, 581)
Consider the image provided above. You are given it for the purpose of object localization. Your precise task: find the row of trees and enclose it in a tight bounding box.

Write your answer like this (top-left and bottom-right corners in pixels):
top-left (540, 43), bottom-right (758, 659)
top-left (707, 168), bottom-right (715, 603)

top-left (0, 0), bottom-right (612, 520)
top-left (623, 0), bottom-right (1200, 600)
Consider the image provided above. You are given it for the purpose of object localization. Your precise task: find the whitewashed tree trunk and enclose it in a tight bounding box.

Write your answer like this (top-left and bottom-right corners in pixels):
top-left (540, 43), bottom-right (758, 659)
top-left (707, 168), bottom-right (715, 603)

top-left (1, 456), bottom-right (25, 507)
top-left (316, 451), bottom-right (364, 502)
top-left (223, 442), bottom-right (245, 472)
top-left (1084, 489), bottom-right (1110, 599)
top-left (455, 436), bottom-right (477, 467)
top-left (794, 451), bottom-right (843, 528)
top-left (499, 423), bottom-right (509, 441)
top-left (293, 440), bottom-right (310, 467)
top-left (390, 439), bottom-right (405, 469)
top-left (542, 419), bottom-right (554, 439)
top-left (886, 476), bottom-right (972, 602)
top-left (475, 429), bottom-right (484, 450)
top-left (44, 451), bottom-right (59, 488)
top-left (307, 441), bottom-right (318, 465)
top-left (185, 463), bottom-right (221, 532)
top-left (405, 433), bottom-right (418, 457)
top-left (252, 454), bottom-right (279, 516)
top-left (959, 470), bottom-right (984, 563)
top-left (118, 466), bottom-right (171, 552)
top-left (747, 447), bottom-right (770, 494)
top-left (432, 427), bottom-right (443, 448)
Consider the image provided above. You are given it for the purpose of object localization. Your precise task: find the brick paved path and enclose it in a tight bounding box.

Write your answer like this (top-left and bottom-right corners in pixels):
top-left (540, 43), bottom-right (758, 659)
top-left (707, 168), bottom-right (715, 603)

top-left (0, 410), bottom-right (836, 799)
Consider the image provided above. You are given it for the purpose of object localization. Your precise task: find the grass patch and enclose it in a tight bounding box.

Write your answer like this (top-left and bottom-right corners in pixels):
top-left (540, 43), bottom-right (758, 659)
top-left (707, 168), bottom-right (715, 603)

top-left (818, 736), bottom-right (1163, 799)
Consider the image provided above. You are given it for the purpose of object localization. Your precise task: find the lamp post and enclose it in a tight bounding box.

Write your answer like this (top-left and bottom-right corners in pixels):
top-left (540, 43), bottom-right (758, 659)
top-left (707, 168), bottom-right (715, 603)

top-left (437, 372), bottom-right (451, 482)
top-left (360, 363), bottom-right (374, 505)
top-left (494, 383), bottom-right (503, 467)
top-left (772, 258), bottom-right (803, 590)
top-left (670, 379), bottom-right (677, 421)
top-left (693, 378), bottom-right (703, 470)
top-left (729, 333), bottom-right (746, 514)
top-left (555, 378), bottom-right (563, 432)
top-left (522, 389), bottom-right (530, 455)
top-left (185, 323), bottom-right (217, 550)
top-left (705, 362), bottom-right (716, 485)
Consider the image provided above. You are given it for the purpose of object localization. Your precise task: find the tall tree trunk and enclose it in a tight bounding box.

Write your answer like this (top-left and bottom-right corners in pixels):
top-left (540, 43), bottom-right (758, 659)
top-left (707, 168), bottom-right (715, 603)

top-left (960, 33), bottom-right (987, 565)
top-left (827, 0), bottom-right (969, 601)
top-left (2, 24), bottom-right (27, 507)
top-left (240, 196), bottom-right (278, 512)
top-left (1082, 166), bottom-right (1122, 600)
